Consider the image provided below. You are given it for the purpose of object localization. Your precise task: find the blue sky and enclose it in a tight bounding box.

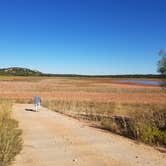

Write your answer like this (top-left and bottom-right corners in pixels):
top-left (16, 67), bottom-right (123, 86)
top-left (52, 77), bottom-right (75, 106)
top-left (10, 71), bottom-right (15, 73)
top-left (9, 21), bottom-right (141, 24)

top-left (0, 0), bottom-right (165, 75)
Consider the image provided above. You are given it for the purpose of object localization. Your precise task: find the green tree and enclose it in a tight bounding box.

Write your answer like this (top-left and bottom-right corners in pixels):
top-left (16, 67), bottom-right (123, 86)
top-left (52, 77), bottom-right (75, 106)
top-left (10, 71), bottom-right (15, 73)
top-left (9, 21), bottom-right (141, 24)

top-left (158, 49), bottom-right (166, 75)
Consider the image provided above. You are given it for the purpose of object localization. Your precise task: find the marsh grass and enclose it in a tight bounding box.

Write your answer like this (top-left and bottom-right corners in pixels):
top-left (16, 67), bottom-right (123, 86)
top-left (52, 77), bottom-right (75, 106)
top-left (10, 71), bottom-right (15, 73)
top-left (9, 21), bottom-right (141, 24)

top-left (0, 76), bottom-right (46, 82)
top-left (131, 108), bottom-right (166, 145)
top-left (43, 100), bottom-right (116, 119)
top-left (43, 100), bottom-right (166, 146)
top-left (0, 76), bottom-right (166, 105)
top-left (0, 100), bottom-right (22, 166)
top-left (0, 76), bottom-right (165, 147)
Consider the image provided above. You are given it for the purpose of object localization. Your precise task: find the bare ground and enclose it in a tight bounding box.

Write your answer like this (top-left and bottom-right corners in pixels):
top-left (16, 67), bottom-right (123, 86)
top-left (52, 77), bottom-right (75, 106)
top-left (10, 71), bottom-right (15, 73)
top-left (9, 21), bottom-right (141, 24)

top-left (12, 104), bottom-right (166, 166)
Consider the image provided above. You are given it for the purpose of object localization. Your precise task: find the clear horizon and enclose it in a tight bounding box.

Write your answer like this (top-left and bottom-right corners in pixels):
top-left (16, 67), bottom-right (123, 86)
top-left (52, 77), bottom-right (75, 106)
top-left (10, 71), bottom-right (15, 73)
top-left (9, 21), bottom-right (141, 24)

top-left (0, 66), bottom-right (162, 75)
top-left (0, 0), bottom-right (166, 75)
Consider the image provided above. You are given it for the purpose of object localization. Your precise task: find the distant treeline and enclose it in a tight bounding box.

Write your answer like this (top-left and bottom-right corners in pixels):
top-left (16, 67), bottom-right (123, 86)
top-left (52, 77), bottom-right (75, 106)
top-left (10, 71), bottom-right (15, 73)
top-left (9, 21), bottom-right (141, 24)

top-left (0, 67), bottom-right (165, 79)
top-left (43, 73), bottom-right (166, 79)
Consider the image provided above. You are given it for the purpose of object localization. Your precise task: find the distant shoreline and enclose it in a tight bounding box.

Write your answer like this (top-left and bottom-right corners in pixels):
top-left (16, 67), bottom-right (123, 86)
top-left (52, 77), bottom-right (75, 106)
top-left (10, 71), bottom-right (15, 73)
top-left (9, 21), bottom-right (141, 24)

top-left (0, 67), bottom-right (165, 79)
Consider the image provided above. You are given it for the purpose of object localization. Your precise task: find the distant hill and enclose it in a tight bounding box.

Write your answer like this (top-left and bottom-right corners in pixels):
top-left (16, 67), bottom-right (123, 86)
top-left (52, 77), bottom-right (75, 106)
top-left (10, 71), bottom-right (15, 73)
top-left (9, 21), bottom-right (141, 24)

top-left (0, 67), bottom-right (43, 76)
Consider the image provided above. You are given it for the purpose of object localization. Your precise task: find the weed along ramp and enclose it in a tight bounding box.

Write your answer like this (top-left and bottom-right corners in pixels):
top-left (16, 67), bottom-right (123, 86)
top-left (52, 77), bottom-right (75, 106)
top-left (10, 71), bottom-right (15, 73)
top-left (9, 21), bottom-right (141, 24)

top-left (12, 104), bottom-right (166, 166)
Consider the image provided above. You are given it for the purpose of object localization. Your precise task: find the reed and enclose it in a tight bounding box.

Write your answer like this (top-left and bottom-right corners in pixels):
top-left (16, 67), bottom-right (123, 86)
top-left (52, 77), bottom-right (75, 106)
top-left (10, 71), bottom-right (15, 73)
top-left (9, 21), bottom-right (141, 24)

top-left (0, 100), bottom-right (22, 166)
top-left (43, 100), bottom-right (166, 146)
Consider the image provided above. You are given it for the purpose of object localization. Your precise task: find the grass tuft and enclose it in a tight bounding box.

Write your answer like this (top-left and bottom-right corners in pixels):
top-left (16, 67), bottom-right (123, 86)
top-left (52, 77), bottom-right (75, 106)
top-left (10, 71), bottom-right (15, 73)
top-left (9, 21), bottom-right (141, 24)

top-left (0, 100), bottom-right (22, 166)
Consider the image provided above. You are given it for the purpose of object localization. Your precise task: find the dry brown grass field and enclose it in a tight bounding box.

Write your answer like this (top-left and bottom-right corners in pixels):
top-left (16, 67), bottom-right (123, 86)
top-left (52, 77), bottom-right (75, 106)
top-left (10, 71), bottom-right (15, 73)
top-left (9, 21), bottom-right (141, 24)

top-left (0, 76), bottom-right (165, 104)
top-left (0, 76), bottom-right (166, 146)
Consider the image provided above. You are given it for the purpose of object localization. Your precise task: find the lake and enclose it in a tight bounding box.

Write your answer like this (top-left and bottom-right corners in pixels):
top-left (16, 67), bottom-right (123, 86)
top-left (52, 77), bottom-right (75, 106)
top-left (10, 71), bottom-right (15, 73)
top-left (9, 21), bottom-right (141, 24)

top-left (116, 80), bottom-right (166, 86)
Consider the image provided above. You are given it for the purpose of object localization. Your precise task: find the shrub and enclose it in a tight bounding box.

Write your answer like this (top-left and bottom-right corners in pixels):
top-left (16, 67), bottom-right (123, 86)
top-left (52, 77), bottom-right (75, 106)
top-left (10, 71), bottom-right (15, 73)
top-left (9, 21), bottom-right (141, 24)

top-left (0, 101), bottom-right (22, 166)
top-left (132, 108), bottom-right (166, 145)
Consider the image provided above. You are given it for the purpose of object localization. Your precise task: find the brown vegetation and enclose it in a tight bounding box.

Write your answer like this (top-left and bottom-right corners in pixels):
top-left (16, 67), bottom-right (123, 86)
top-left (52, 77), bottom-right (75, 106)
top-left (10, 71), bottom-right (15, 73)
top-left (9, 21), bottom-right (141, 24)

top-left (0, 76), bottom-right (165, 146)
top-left (0, 76), bottom-right (165, 104)
top-left (0, 100), bottom-right (22, 166)
top-left (43, 100), bottom-right (166, 146)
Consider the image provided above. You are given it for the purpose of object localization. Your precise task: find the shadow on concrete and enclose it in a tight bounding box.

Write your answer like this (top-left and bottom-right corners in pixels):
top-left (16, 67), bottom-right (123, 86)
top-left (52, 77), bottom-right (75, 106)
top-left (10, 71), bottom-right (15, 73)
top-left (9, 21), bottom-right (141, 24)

top-left (25, 109), bottom-right (36, 112)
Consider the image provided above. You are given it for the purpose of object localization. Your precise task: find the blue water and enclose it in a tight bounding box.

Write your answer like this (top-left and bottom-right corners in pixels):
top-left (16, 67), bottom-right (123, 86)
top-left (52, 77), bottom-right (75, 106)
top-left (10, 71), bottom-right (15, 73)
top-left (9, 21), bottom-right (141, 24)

top-left (117, 80), bottom-right (166, 86)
